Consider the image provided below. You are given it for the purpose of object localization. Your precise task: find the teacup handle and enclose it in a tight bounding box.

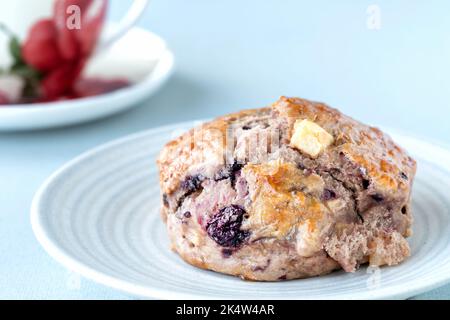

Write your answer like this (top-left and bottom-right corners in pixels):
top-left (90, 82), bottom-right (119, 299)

top-left (96, 0), bottom-right (149, 52)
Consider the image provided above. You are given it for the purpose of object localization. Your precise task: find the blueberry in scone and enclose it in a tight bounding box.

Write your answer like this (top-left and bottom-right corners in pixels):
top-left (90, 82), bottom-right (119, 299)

top-left (157, 97), bottom-right (416, 281)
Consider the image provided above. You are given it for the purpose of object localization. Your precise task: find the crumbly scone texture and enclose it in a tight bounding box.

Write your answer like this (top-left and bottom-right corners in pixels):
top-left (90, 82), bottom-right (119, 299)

top-left (157, 97), bottom-right (417, 281)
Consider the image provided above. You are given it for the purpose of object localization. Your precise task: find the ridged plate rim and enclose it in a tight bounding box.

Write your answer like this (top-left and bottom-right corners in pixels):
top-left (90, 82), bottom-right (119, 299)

top-left (30, 121), bottom-right (450, 300)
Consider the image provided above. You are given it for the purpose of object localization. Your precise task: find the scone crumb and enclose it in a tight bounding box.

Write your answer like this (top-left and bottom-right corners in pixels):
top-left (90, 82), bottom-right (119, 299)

top-left (290, 119), bottom-right (334, 158)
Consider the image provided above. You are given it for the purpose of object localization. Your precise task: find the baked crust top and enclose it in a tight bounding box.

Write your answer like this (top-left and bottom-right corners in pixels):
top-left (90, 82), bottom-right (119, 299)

top-left (158, 96), bottom-right (416, 197)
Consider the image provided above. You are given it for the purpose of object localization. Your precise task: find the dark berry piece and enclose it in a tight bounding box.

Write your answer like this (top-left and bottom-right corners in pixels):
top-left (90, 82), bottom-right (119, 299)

top-left (322, 189), bottom-right (337, 201)
top-left (222, 249), bottom-right (233, 258)
top-left (371, 194), bottom-right (384, 203)
top-left (214, 170), bottom-right (229, 181)
top-left (401, 206), bottom-right (407, 215)
top-left (278, 275), bottom-right (287, 280)
top-left (230, 161), bottom-right (244, 173)
top-left (214, 161), bottom-right (244, 186)
top-left (242, 125), bottom-right (251, 130)
top-left (362, 179), bottom-right (370, 190)
top-left (181, 175), bottom-right (204, 193)
top-left (184, 211), bottom-right (192, 218)
top-left (206, 205), bottom-right (250, 248)
top-left (162, 194), bottom-right (169, 207)
top-left (400, 172), bottom-right (408, 180)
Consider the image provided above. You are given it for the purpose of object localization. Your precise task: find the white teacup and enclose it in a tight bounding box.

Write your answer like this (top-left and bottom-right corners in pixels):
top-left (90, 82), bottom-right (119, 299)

top-left (0, 0), bottom-right (149, 66)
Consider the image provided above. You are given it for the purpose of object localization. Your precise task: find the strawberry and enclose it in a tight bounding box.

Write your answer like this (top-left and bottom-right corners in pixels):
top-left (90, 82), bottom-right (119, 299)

top-left (5, 0), bottom-right (110, 103)
top-left (22, 19), bottom-right (64, 72)
top-left (53, 0), bottom-right (85, 60)
top-left (0, 91), bottom-right (9, 105)
top-left (40, 60), bottom-right (85, 99)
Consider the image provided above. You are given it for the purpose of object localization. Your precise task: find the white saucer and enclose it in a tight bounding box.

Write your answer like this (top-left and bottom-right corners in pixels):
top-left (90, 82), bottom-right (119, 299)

top-left (0, 27), bottom-right (174, 131)
top-left (31, 122), bottom-right (450, 300)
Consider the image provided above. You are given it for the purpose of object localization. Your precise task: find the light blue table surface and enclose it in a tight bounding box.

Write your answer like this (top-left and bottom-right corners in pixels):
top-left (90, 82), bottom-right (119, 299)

top-left (1, 0), bottom-right (450, 300)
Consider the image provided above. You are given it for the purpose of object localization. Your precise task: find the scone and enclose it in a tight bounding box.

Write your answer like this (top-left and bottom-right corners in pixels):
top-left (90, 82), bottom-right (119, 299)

top-left (157, 97), bottom-right (416, 281)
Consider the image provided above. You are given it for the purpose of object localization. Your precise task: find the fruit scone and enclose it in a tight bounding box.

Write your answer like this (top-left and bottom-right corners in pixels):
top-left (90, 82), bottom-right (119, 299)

top-left (157, 97), bottom-right (416, 281)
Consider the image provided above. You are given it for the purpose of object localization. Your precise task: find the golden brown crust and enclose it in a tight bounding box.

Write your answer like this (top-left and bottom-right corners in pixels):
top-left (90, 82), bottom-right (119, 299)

top-left (158, 97), bottom-right (416, 196)
top-left (272, 96), bottom-right (416, 192)
top-left (157, 107), bottom-right (271, 194)
top-left (243, 161), bottom-right (326, 239)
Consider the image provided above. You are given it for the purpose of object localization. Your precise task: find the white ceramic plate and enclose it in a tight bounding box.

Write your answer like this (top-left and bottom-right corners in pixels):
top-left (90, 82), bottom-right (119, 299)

top-left (0, 27), bottom-right (174, 131)
top-left (31, 121), bottom-right (450, 300)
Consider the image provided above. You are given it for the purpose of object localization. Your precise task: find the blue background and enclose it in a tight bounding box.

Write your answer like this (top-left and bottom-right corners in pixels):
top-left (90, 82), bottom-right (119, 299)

top-left (1, 0), bottom-right (449, 299)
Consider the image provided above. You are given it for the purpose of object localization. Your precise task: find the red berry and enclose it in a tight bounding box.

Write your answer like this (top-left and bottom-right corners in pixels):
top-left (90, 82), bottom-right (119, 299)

top-left (41, 61), bottom-right (84, 99)
top-left (19, 1), bottom-right (109, 102)
top-left (22, 19), bottom-right (63, 72)
top-left (53, 0), bottom-right (83, 60)
top-left (0, 91), bottom-right (9, 105)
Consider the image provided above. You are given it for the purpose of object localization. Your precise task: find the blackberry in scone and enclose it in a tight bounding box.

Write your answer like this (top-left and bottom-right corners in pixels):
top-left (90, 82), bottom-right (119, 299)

top-left (157, 97), bottom-right (416, 281)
